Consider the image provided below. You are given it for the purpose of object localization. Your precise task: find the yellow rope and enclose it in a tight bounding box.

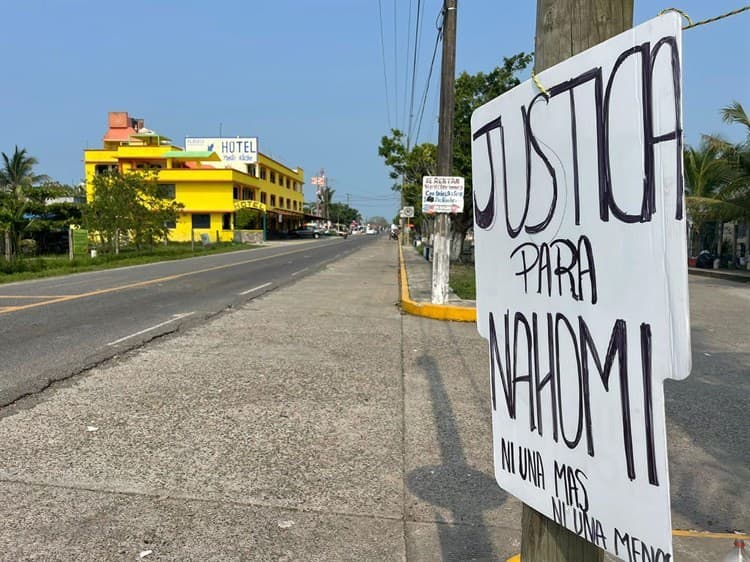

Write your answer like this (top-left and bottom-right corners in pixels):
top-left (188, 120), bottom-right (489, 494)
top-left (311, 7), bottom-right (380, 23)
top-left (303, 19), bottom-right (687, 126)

top-left (659, 5), bottom-right (750, 30)
top-left (531, 68), bottom-right (550, 98)
top-left (531, 6), bottom-right (749, 96)
top-left (658, 7), bottom-right (693, 25)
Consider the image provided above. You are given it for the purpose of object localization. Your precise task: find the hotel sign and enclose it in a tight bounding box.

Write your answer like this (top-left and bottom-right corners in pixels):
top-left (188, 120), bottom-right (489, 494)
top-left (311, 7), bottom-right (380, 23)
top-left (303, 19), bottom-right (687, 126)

top-left (185, 137), bottom-right (258, 170)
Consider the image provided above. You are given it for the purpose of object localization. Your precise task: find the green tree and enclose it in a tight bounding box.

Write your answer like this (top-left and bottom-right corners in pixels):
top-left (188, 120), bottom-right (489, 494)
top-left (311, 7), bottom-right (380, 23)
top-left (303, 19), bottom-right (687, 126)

top-left (327, 201), bottom-right (361, 226)
top-left (322, 186), bottom-right (335, 221)
top-left (378, 52), bottom-right (532, 258)
top-left (84, 171), bottom-right (183, 252)
top-left (684, 141), bottom-right (749, 256)
top-left (378, 129), bottom-right (437, 231)
top-left (689, 101), bottom-right (750, 260)
top-left (0, 146), bottom-right (50, 259)
top-left (451, 52), bottom-right (533, 257)
top-left (23, 181), bottom-right (83, 252)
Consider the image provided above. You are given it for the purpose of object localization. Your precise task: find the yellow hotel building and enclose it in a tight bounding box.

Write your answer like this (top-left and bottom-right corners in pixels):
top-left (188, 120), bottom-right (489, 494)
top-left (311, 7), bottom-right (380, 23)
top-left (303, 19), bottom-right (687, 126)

top-left (84, 112), bottom-right (306, 242)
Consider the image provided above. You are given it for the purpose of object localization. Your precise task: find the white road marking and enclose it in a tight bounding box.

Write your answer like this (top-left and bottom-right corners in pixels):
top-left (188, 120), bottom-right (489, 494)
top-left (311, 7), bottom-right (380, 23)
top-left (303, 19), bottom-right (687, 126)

top-left (239, 282), bottom-right (272, 295)
top-left (107, 312), bottom-right (195, 346)
top-left (291, 267), bottom-right (309, 277)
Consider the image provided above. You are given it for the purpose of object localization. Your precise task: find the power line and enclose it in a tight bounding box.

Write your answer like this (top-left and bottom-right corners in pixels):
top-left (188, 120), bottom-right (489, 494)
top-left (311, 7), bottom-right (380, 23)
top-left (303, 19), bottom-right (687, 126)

top-left (406, 0), bottom-right (424, 149)
top-left (413, 7), bottom-right (443, 144)
top-left (393, 0), bottom-right (399, 129)
top-left (377, 0), bottom-right (392, 130)
top-left (402, 0), bottom-right (413, 134)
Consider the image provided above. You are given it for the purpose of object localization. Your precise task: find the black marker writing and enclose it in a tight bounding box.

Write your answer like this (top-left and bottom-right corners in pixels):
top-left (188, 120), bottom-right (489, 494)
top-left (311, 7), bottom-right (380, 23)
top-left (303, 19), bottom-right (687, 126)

top-left (488, 310), bottom-right (658, 485)
top-left (472, 38), bottom-right (683, 233)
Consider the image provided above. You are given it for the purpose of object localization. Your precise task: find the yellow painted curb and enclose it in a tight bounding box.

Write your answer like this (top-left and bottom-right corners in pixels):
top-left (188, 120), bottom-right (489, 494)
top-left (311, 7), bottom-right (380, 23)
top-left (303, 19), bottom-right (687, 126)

top-left (398, 243), bottom-right (476, 322)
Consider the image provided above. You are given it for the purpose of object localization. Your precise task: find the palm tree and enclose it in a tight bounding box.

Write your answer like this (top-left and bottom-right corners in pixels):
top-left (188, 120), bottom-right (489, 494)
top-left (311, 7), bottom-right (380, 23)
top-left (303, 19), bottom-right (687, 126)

top-left (322, 187), bottom-right (335, 222)
top-left (701, 102), bottom-right (750, 264)
top-left (0, 146), bottom-right (49, 259)
top-left (684, 142), bottom-right (742, 256)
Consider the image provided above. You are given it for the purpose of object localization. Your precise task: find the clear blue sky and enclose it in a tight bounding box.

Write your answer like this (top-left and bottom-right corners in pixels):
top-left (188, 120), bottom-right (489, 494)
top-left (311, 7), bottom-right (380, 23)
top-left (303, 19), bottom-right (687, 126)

top-left (0, 1), bottom-right (747, 222)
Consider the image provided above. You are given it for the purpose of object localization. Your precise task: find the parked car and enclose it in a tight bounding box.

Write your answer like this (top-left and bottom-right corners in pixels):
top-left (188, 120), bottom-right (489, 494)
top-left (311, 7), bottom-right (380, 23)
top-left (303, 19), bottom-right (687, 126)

top-left (695, 250), bottom-right (715, 269)
top-left (290, 226), bottom-right (323, 239)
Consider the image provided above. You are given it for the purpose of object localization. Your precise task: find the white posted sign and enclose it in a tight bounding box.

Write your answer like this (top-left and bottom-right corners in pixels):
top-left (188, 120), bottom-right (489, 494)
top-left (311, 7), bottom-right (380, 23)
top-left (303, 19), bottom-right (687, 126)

top-left (470, 14), bottom-right (689, 561)
top-left (422, 176), bottom-right (465, 214)
top-left (184, 137), bottom-right (258, 171)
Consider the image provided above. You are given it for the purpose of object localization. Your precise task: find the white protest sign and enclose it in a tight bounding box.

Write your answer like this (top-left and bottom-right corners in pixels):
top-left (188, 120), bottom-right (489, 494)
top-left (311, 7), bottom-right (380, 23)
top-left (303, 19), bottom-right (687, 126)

top-left (422, 176), bottom-right (465, 213)
top-left (470, 14), bottom-right (690, 562)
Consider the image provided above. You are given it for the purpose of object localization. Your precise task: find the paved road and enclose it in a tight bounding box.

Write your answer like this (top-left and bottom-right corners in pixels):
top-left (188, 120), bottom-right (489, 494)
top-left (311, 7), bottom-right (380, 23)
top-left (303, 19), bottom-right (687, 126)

top-left (0, 240), bottom-right (744, 561)
top-left (666, 275), bottom-right (750, 533)
top-left (0, 236), bottom-right (376, 407)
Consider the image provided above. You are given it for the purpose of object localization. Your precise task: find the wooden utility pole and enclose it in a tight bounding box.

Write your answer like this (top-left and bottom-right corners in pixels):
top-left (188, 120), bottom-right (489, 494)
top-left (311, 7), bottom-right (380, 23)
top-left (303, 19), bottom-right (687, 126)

top-left (521, 1), bottom-right (633, 560)
top-left (432, 0), bottom-right (457, 304)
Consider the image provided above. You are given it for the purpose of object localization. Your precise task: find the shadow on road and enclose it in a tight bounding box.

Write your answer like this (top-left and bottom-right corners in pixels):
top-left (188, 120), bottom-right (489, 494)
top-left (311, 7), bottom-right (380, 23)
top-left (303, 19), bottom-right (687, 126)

top-left (406, 352), bottom-right (507, 560)
top-left (665, 325), bottom-right (750, 533)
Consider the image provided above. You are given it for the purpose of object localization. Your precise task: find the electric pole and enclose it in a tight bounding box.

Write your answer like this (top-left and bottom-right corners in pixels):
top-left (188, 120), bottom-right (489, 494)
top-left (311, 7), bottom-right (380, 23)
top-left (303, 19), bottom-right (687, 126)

top-left (432, 0), bottom-right (457, 304)
top-left (520, 1), bottom-right (634, 560)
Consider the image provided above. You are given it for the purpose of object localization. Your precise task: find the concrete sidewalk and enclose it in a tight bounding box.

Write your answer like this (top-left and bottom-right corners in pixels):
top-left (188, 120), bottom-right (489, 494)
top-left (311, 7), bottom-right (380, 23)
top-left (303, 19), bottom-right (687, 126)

top-left (0, 238), bottom-right (512, 561)
top-left (0, 238), bottom-right (740, 561)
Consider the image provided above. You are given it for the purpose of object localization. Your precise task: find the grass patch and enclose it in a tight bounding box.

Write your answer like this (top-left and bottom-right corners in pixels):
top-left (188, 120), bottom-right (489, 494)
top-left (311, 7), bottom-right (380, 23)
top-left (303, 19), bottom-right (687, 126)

top-left (450, 263), bottom-right (476, 300)
top-left (0, 242), bottom-right (255, 284)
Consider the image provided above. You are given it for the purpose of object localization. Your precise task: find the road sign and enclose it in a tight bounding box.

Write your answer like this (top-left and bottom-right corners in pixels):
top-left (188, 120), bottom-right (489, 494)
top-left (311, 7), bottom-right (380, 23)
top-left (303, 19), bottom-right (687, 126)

top-left (402, 206), bottom-right (415, 218)
top-left (470, 14), bottom-right (689, 562)
top-left (422, 176), bottom-right (464, 214)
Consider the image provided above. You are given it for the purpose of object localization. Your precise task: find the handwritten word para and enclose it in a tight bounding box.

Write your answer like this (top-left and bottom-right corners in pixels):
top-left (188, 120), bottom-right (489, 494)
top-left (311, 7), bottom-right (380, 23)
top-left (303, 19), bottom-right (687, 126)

top-left (510, 235), bottom-right (597, 304)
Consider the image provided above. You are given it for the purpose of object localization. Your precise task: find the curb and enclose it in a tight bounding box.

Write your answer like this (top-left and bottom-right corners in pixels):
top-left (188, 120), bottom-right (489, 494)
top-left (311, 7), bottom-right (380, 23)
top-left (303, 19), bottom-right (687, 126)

top-left (688, 268), bottom-right (750, 283)
top-left (398, 244), bottom-right (477, 322)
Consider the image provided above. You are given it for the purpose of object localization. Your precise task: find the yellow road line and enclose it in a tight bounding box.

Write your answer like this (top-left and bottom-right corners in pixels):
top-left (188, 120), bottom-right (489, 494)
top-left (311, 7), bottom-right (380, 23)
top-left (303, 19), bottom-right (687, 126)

top-left (506, 531), bottom-right (749, 561)
top-left (0, 295), bottom-right (68, 299)
top-left (673, 529), bottom-right (749, 539)
top-left (0, 247), bottom-right (312, 316)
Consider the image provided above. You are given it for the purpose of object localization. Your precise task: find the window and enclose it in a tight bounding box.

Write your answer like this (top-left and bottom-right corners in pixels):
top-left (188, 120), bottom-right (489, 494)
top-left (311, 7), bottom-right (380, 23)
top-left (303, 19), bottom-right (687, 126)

top-left (270, 195), bottom-right (276, 207)
top-left (164, 219), bottom-right (176, 229)
top-left (270, 172), bottom-right (276, 184)
top-left (157, 184), bottom-right (176, 199)
top-left (286, 199), bottom-right (291, 209)
top-left (192, 214), bottom-right (210, 229)
top-left (279, 197), bottom-right (284, 208)
top-left (247, 164), bottom-right (257, 176)
top-left (260, 192), bottom-right (267, 204)
top-left (260, 167), bottom-right (267, 180)
top-left (222, 213), bottom-right (232, 230)
top-left (95, 164), bottom-right (117, 175)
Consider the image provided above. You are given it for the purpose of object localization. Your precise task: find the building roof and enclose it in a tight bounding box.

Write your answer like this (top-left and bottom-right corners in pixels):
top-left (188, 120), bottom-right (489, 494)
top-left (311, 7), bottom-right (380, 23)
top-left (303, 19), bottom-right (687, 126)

top-left (163, 151), bottom-right (221, 161)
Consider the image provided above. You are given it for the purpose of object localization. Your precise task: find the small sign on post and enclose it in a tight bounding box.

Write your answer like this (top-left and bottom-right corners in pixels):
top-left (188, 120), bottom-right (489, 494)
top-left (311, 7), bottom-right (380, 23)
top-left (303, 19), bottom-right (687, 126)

top-left (470, 14), bottom-right (689, 562)
top-left (401, 206), bottom-right (415, 218)
top-left (422, 176), bottom-right (464, 214)
top-left (69, 227), bottom-right (89, 260)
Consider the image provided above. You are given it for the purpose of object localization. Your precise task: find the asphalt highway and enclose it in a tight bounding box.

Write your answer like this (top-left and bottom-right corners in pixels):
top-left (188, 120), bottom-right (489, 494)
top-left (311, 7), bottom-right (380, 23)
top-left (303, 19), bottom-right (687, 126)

top-left (0, 235), bottom-right (377, 406)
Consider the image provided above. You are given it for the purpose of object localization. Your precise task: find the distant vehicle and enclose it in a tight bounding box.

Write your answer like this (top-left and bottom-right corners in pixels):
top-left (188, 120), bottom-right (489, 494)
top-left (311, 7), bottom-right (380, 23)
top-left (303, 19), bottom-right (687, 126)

top-left (365, 227), bottom-right (377, 235)
top-left (695, 250), bottom-right (714, 269)
top-left (291, 226), bottom-right (323, 239)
